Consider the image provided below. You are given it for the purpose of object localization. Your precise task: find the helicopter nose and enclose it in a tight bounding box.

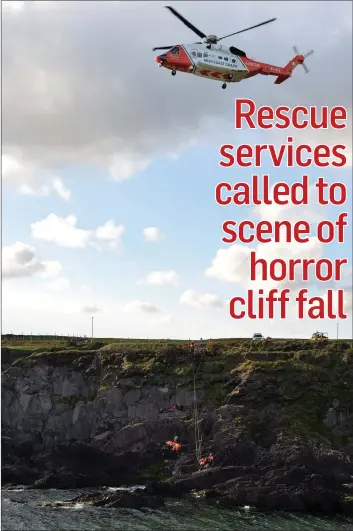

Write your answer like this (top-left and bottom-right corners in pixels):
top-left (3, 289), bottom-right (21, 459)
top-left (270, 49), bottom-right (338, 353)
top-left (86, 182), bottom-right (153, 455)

top-left (156, 53), bottom-right (167, 65)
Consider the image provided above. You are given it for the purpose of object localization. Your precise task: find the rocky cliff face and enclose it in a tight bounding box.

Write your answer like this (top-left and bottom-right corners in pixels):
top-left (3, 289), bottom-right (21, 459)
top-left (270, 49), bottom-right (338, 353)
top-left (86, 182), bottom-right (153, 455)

top-left (2, 339), bottom-right (353, 457)
top-left (2, 346), bottom-right (205, 455)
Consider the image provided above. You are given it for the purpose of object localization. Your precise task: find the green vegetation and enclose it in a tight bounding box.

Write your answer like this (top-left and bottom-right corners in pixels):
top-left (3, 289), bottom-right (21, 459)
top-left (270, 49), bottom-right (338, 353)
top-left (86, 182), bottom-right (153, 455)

top-left (98, 385), bottom-right (113, 392)
top-left (136, 458), bottom-right (171, 482)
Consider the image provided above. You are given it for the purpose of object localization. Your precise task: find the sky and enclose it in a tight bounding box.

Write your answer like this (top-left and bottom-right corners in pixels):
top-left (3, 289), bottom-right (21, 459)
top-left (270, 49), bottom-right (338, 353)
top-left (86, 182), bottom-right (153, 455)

top-left (2, 0), bottom-right (352, 339)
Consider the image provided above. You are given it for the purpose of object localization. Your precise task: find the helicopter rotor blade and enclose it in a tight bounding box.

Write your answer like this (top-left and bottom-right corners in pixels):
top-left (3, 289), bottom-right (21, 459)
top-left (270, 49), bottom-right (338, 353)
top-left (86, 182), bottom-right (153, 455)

top-left (152, 46), bottom-right (175, 51)
top-left (165, 6), bottom-right (207, 39)
top-left (217, 17), bottom-right (277, 41)
top-left (304, 49), bottom-right (314, 59)
top-left (302, 62), bottom-right (310, 73)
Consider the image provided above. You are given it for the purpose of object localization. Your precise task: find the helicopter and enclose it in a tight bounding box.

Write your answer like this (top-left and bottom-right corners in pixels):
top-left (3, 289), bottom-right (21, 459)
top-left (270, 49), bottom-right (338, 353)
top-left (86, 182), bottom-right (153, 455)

top-left (153, 6), bottom-right (314, 89)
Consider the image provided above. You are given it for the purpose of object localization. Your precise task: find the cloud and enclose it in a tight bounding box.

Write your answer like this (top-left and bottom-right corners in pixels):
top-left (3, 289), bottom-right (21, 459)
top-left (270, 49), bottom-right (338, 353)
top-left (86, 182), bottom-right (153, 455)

top-left (151, 314), bottom-right (172, 325)
top-left (205, 238), bottom-right (324, 291)
top-left (30, 214), bottom-right (125, 249)
top-left (2, 153), bottom-right (71, 200)
top-left (179, 288), bottom-right (224, 309)
top-left (124, 300), bottom-right (162, 314)
top-left (205, 244), bottom-right (252, 285)
top-left (82, 304), bottom-right (101, 314)
top-left (138, 270), bottom-right (179, 286)
top-left (31, 214), bottom-right (91, 248)
top-left (44, 277), bottom-right (70, 291)
top-left (3, 1), bottom-right (25, 12)
top-left (2, 1), bottom-right (351, 179)
top-left (142, 227), bottom-right (165, 243)
top-left (94, 220), bottom-right (125, 249)
top-left (2, 241), bottom-right (61, 279)
top-left (52, 177), bottom-right (71, 200)
top-left (344, 290), bottom-right (353, 314)
top-left (109, 154), bottom-right (150, 182)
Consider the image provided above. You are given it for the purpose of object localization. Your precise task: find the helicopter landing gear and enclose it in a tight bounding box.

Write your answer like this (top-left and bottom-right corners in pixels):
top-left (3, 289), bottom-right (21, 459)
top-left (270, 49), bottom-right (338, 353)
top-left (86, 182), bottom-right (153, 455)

top-left (222, 83), bottom-right (227, 89)
top-left (171, 70), bottom-right (176, 76)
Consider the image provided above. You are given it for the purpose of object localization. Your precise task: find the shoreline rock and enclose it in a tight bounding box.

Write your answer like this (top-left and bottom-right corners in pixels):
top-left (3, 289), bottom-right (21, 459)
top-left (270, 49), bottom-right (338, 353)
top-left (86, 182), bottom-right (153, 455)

top-left (43, 489), bottom-right (165, 510)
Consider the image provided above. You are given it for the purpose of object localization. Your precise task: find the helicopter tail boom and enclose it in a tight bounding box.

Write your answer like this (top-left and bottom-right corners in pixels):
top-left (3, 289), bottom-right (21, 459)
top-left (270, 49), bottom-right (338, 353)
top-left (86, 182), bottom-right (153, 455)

top-left (274, 47), bottom-right (314, 84)
top-left (274, 55), bottom-right (305, 84)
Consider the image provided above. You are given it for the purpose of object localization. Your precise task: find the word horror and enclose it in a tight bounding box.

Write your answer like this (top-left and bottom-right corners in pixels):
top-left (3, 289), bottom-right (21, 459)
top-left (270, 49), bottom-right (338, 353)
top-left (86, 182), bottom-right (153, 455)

top-left (216, 99), bottom-right (350, 321)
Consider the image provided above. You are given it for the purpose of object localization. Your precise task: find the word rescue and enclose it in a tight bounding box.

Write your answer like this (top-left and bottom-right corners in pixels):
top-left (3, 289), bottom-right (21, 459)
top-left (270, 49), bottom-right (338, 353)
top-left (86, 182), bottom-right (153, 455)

top-left (216, 100), bottom-right (348, 169)
top-left (216, 100), bottom-right (349, 321)
top-left (234, 99), bottom-right (347, 130)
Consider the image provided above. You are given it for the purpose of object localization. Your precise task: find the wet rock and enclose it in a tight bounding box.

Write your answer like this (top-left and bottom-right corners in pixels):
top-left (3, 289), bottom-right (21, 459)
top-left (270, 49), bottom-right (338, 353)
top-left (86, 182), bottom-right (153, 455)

top-left (217, 441), bottom-right (256, 467)
top-left (44, 489), bottom-right (165, 510)
top-left (32, 471), bottom-right (81, 489)
top-left (264, 467), bottom-right (308, 486)
top-left (148, 466), bottom-right (258, 497)
top-left (324, 408), bottom-right (338, 428)
top-left (1, 442), bottom-right (162, 489)
top-left (1, 437), bottom-right (15, 463)
top-left (2, 464), bottom-right (39, 487)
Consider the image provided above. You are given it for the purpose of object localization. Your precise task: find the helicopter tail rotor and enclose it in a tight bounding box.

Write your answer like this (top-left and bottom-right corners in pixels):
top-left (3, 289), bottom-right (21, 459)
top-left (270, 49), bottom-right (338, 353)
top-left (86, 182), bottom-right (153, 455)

top-left (293, 45), bottom-right (314, 73)
top-left (274, 46), bottom-right (314, 84)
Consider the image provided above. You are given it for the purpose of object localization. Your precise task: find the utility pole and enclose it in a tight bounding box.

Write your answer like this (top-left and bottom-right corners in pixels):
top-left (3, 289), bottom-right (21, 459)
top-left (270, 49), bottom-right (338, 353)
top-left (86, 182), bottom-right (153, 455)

top-left (91, 316), bottom-right (94, 342)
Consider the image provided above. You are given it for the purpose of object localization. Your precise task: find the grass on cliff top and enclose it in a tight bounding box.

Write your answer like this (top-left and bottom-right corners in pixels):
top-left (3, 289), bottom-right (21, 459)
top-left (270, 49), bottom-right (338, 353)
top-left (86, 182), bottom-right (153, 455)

top-left (2, 335), bottom-right (352, 352)
top-left (2, 337), bottom-right (352, 369)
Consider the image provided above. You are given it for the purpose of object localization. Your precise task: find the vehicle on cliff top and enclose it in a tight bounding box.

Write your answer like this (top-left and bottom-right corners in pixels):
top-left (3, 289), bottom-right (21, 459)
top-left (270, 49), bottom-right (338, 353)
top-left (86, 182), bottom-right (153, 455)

top-left (252, 333), bottom-right (264, 341)
top-left (311, 331), bottom-right (329, 341)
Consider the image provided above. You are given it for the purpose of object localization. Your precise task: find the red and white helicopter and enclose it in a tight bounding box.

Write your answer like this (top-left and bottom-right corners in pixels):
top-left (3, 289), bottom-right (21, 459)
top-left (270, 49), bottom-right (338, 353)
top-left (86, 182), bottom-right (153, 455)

top-left (153, 6), bottom-right (313, 89)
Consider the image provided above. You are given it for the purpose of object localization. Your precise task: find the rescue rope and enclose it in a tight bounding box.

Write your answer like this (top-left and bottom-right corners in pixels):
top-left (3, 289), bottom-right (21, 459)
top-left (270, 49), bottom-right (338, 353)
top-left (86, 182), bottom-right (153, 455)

top-left (192, 345), bottom-right (202, 465)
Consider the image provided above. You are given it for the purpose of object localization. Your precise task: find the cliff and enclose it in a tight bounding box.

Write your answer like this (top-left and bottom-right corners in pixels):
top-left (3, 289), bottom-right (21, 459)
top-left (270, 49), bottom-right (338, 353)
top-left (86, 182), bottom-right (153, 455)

top-left (2, 337), bottom-right (353, 514)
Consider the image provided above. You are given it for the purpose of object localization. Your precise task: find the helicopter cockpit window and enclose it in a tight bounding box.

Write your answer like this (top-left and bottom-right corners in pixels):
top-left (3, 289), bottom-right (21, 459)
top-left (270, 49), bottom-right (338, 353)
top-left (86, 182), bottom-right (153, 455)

top-left (191, 50), bottom-right (197, 57)
top-left (203, 52), bottom-right (208, 57)
top-left (224, 57), bottom-right (228, 61)
top-left (170, 46), bottom-right (180, 55)
top-left (218, 56), bottom-right (222, 60)
top-left (197, 52), bottom-right (202, 57)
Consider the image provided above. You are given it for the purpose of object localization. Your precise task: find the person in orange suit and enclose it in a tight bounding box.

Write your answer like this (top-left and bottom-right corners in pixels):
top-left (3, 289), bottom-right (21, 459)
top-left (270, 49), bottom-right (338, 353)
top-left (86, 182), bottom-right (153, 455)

top-left (166, 436), bottom-right (182, 453)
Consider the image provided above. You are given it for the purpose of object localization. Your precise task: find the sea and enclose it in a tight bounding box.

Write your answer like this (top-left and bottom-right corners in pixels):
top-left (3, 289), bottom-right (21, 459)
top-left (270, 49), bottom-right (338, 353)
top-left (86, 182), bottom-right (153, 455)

top-left (2, 488), bottom-right (353, 531)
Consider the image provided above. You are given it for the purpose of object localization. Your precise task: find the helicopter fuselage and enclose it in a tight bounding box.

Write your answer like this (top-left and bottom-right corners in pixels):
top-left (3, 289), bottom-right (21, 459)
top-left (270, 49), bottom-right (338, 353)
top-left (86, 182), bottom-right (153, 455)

top-left (155, 42), bottom-right (305, 86)
top-left (156, 43), bottom-right (249, 83)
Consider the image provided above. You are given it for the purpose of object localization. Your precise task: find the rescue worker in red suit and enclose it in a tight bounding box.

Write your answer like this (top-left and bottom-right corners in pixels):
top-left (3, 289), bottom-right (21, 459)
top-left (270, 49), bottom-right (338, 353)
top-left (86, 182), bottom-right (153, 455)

top-left (199, 453), bottom-right (214, 469)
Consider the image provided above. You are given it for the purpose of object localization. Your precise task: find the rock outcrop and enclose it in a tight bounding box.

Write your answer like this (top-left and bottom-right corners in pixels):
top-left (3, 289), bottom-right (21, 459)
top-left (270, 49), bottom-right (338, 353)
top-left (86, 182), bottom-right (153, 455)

top-left (43, 489), bottom-right (165, 510)
top-left (2, 345), bottom-right (204, 455)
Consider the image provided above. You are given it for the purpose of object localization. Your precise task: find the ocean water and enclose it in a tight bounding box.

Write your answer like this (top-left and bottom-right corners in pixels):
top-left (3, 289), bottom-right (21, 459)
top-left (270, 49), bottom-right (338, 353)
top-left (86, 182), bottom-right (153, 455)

top-left (2, 488), bottom-right (353, 531)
